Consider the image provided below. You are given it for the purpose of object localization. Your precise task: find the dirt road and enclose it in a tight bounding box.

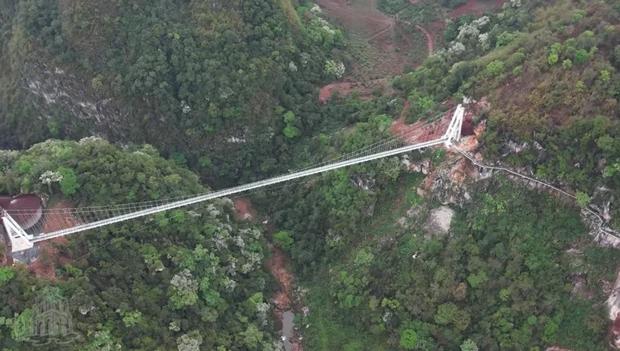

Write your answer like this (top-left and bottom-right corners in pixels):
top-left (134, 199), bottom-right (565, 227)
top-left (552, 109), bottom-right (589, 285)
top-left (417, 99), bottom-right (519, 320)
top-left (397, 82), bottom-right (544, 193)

top-left (416, 24), bottom-right (434, 54)
top-left (317, 0), bottom-right (431, 101)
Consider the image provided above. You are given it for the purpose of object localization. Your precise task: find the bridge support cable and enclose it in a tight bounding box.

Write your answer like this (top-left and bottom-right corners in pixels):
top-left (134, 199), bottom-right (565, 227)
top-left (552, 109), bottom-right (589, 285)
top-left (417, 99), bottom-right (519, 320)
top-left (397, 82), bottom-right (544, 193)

top-left (31, 137), bottom-right (448, 243)
top-left (0, 103), bottom-right (466, 251)
top-left (454, 147), bottom-right (620, 242)
top-left (32, 138), bottom-right (446, 243)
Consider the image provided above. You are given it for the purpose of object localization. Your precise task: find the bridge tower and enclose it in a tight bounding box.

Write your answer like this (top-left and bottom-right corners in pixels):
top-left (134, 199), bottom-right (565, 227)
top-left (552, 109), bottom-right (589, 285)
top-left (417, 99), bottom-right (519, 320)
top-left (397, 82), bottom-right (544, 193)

top-left (1, 210), bottom-right (34, 252)
top-left (443, 103), bottom-right (466, 148)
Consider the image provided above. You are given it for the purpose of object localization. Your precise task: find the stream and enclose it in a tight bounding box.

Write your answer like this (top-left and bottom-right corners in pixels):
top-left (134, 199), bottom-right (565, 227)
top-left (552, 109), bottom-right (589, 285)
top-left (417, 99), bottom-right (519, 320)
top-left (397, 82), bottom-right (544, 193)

top-left (233, 198), bottom-right (303, 351)
top-left (266, 246), bottom-right (303, 351)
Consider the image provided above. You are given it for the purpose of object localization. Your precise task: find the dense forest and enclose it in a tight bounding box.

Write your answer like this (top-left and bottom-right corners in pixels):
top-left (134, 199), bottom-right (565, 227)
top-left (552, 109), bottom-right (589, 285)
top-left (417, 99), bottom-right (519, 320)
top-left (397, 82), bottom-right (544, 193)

top-left (0, 0), bottom-right (345, 185)
top-left (0, 139), bottom-right (278, 350)
top-left (0, 0), bottom-right (619, 350)
top-left (265, 0), bottom-right (620, 349)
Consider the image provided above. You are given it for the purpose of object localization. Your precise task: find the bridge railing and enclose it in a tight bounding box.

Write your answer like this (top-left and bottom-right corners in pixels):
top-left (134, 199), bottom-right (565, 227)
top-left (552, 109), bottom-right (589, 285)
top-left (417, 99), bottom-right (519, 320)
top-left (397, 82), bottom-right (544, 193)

top-left (32, 137), bottom-right (448, 243)
top-left (9, 102), bottom-right (466, 250)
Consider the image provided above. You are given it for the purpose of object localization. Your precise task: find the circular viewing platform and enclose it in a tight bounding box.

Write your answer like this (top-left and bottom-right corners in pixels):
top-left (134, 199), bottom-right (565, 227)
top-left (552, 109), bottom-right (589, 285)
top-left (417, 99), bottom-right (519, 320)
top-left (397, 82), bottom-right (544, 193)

top-left (0, 194), bottom-right (43, 230)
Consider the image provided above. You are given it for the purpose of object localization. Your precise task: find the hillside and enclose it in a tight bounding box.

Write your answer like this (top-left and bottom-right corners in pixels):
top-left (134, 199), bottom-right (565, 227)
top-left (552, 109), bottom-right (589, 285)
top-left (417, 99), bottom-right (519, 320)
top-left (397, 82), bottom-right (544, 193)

top-left (261, 0), bottom-right (620, 349)
top-left (392, 0), bottom-right (620, 225)
top-left (0, 0), bottom-right (619, 350)
top-left (0, 139), bottom-right (276, 350)
top-left (0, 0), bottom-right (342, 185)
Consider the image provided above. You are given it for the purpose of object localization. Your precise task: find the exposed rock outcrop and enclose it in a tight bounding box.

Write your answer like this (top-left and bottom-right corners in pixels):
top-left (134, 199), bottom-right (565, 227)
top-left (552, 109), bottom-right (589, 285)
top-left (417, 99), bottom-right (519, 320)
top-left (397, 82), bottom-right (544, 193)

top-left (422, 157), bottom-right (478, 207)
top-left (24, 62), bottom-right (126, 138)
top-left (424, 206), bottom-right (455, 237)
top-left (401, 156), bottom-right (431, 175)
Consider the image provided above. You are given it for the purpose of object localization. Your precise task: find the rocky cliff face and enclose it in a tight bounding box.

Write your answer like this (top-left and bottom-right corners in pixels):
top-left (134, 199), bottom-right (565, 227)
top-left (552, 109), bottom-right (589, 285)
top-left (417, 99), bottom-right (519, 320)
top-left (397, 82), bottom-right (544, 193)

top-left (23, 61), bottom-right (127, 139)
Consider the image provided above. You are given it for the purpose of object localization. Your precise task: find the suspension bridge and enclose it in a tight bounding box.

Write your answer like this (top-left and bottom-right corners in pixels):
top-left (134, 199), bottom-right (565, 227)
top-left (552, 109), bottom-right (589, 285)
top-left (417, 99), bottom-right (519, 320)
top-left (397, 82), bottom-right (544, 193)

top-left (1, 104), bottom-right (466, 253)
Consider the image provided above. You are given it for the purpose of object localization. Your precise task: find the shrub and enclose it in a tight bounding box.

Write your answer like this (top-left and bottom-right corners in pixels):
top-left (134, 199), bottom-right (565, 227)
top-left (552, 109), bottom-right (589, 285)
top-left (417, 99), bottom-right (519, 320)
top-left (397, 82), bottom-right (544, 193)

top-left (57, 166), bottom-right (79, 196)
top-left (407, 91), bottom-right (435, 123)
top-left (600, 69), bottom-right (611, 83)
top-left (460, 339), bottom-right (479, 351)
top-left (273, 231), bottom-right (294, 251)
top-left (575, 80), bottom-right (586, 92)
top-left (547, 52), bottom-right (559, 65)
top-left (325, 59), bottom-right (345, 78)
top-left (496, 31), bottom-right (515, 47)
top-left (571, 10), bottom-right (584, 22)
top-left (0, 267), bottom-right (15, 287)
top-left (576, 30), bottom-right (596, 50)
top-left (507, 51), bottom-right (526, 67)
top-left (574, 49), bottom-right (590, 64)
top-left (486, 60), bottom-right (505, 77)
top-left (283, 125), bottom-right (301, 139)
top-left (282, 111), bottom-right (301, 139)
top-left (399, 328), bottom-right (418, 350)
top-left (576, 191), bottom-right (590, 208)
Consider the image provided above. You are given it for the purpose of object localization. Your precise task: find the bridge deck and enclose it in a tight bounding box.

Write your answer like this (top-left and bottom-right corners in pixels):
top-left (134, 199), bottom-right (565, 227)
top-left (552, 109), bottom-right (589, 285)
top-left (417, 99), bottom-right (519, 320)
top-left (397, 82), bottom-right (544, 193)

top-left (1, 104), bottom-right (465, 251)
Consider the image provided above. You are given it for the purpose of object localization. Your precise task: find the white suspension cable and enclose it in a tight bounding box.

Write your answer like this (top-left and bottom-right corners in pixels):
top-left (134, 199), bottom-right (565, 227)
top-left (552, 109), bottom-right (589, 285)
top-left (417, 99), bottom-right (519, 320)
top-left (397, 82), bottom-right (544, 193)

top-left (1, 104), bottom-right (465, 251)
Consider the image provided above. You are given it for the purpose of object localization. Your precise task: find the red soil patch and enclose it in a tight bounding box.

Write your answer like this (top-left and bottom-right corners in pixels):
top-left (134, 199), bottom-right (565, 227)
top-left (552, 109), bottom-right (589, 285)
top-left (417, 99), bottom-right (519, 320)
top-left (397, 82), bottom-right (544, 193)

top-left (266, 246), bottom-right (303, 351)
top-left (29, 237), bottom-right (70, 281)
top-left (318, 0), bottom-right (424, 82)
top-left (391, 98), bottom-right (483, 146)
top-left (319, 78), bottom-right (391, 103)
top-left (317, 0), bottom-right (392, 38)
top-left (266, 247), bottom-right (295, 312)
top-left (319, 82), bottom-right (358, 103)
top-left (456, 99), bottom-right (489, 153)
top-left (450, 0), bottom-right (506, 19)
top-left (316, 0), bottom-right (442, 102)
top-left (390, 102), bottom-right (454, 144)
top-left (28, 200), bottom-right (76, 280)
top-left (367, 22), bottom-right (394, 42)
top-left (461, 114), bottom-right (475, 136)
top-left (363, 21), bottom-right (419, 79)
top-left (452, 120), bottom-right (486, 155)
top-left (611, 315), bottom-right (620, 349)
top-left (233, 198), bottom-right (257, 221)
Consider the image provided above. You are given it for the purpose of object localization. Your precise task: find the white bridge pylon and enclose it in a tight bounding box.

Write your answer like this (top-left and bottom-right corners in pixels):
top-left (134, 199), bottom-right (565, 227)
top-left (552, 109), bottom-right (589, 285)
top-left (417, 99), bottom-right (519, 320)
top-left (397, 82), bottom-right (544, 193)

top-left (1, 104), bottom-right (466, 253)
top-left (1, 210), bottom-right (34, 252)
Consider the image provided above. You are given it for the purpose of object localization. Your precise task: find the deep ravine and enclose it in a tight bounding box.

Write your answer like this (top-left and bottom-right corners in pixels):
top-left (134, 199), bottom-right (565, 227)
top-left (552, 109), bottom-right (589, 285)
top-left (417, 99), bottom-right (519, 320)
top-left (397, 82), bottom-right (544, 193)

top-left (266, 246), bottom-right (303, 351)
top-left (233, 198), bottom-right (303, 351)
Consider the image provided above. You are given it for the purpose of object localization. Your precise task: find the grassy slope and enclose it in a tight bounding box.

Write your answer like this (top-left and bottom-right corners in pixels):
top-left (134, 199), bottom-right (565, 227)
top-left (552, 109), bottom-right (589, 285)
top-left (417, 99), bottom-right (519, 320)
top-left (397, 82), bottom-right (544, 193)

top-left (297, 3), bottom-right (620, 343)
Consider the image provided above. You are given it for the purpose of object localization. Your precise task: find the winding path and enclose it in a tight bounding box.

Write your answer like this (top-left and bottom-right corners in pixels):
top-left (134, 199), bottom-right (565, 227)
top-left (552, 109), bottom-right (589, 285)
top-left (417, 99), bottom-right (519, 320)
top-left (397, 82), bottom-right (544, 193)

top-left (367, 22), bottom-right (394, 42)
top-left (456, 148), bottom-right (620, 243)
top-left (415, 24), bottom-right (434, 55)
